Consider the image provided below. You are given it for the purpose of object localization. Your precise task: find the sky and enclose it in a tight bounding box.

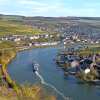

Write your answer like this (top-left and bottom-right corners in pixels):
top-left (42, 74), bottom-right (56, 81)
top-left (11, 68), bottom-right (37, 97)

top-left (0, 0), bottom-right (100, 17)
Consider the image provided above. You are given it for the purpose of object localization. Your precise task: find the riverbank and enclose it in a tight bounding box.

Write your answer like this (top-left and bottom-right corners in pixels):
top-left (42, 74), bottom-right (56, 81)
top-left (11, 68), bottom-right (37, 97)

top-left (0, 41), bottom-right (56, 100)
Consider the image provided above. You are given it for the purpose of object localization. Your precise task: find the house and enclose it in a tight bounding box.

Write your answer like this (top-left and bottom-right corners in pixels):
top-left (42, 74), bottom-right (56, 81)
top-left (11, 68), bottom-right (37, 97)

top-left (14, 38), bottom-right (21, 42)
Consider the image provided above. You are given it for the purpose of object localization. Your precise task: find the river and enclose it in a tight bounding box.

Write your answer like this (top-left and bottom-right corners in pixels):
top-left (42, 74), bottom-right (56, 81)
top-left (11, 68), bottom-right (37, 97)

top-left (8, 47), bottom-right (100, 100)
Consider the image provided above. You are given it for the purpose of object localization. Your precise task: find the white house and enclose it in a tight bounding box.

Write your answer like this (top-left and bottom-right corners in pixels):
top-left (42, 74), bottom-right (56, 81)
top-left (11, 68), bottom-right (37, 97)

top-left (14, 38), bottom-right (21, 42)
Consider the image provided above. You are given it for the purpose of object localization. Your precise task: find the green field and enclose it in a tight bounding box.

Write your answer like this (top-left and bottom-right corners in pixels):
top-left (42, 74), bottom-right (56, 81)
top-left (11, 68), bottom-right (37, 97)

top-left (0, 20), bottom-right (46, 35)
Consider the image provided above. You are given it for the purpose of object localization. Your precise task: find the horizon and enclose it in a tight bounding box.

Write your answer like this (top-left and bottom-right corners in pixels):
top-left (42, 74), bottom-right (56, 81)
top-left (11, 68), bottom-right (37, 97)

top-left (1, 13), bottom-right (100, 18)
top-left (0, 0), bottom-right (100, 17)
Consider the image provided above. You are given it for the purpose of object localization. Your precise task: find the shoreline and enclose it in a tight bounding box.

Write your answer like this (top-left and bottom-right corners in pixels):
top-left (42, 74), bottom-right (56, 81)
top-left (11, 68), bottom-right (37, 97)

top-left (1, 50), bottom-right (19, 93)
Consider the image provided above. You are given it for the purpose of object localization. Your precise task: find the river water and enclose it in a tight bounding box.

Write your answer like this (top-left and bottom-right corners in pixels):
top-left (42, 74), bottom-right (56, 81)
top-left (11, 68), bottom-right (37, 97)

top-left (8, 47), bottom-right (100, 100)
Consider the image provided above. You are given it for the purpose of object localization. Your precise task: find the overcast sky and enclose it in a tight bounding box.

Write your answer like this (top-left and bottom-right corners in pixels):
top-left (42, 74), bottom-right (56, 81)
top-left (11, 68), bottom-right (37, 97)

top-left (0, 0), bottom-right (100, 17)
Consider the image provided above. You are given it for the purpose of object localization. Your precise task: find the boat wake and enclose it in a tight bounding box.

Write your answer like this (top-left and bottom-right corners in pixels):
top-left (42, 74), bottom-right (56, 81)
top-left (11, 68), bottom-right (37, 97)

top-left (35, 71), bottom-right (68, 100)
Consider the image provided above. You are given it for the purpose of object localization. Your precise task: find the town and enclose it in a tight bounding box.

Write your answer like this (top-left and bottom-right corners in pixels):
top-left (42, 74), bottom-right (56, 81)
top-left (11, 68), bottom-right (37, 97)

top-left (0, 33), bottom-right (99, 49)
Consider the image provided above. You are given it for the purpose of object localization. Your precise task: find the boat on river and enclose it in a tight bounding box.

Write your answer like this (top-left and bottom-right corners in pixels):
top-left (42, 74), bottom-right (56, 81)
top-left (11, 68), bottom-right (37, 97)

top-left (32, 62), bottom-right (39, 72)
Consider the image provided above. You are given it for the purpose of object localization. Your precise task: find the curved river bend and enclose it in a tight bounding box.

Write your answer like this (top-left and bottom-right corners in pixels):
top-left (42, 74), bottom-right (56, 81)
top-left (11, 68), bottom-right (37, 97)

top-left (8, 47), bottom-right (100, 100)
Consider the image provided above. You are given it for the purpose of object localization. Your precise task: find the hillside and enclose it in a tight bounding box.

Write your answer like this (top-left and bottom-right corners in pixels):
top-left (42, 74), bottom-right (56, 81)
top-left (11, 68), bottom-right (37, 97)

top-left (0, 16), bottom-right (46, 35)
top-left (0, 14), bottom-right (100, 39)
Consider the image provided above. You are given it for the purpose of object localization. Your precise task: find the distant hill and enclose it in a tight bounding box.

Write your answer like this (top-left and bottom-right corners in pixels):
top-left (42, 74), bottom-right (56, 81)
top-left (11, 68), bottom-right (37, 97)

top-left (0, 14), bottom-right (100, 39)
top-left (0, 14), bottom-right (100, 22)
